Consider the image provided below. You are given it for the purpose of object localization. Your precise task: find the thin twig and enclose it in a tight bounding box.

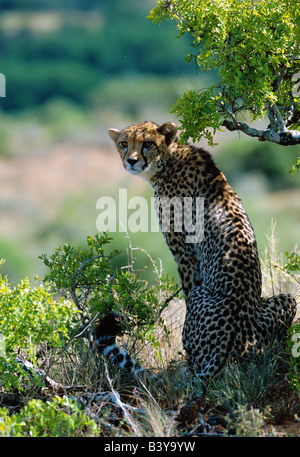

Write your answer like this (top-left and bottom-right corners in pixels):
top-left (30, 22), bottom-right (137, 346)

top-left (74, 313), bottom-right (99, 338)
top-left (104, 361), bottom-right (140, 435)
top-left (15, 356), bottom-right (85, 394)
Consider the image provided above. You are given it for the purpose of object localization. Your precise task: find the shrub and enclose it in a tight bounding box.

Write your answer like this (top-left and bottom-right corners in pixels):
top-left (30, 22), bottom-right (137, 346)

top-left (39, 234), bottom-right (177, 358)
top-left (287, 320), bottom-right (300, 392)
top-left (0, 262), bottom-right (76, 390)
top-left (225, 405), bottom-right (271, 437)
top-left (0, 396), bottom-right (97, 437)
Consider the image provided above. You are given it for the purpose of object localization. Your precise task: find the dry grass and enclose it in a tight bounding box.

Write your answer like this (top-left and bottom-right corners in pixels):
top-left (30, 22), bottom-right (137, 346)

top-left (262, 223), bottom-right (299, 303)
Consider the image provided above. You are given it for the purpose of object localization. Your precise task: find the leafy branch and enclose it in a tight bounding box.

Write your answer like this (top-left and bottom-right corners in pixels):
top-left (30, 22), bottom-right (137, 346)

top-left (39, 234), bottom-right (178, 351)
top-left (149, 0), bottom-right (300, 146)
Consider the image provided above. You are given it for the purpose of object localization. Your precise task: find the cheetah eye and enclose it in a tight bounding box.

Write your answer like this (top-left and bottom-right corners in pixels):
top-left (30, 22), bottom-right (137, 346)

top-left (143, 141), bottom-right (154, 149)
top-left (120, 141), bottom-right (128, 149)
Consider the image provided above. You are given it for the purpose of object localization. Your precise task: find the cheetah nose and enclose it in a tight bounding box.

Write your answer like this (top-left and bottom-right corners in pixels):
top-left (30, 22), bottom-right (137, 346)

top-left (127, 158), bottom-right (138, 167)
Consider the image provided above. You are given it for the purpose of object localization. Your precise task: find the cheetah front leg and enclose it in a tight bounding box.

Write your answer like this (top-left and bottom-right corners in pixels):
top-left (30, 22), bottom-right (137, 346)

top-left (174, 252), bottom-right (202, 299)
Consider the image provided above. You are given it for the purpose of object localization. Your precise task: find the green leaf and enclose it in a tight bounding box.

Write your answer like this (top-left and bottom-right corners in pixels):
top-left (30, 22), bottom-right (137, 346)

top-left (149, 0), bottom-right (300, 144)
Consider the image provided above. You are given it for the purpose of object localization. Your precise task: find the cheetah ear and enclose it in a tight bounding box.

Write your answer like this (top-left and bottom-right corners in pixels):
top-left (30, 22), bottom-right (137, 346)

top-left (108, 128), bottom-right (120, 144)
top-left (157, 122), bottom-right (177, 146)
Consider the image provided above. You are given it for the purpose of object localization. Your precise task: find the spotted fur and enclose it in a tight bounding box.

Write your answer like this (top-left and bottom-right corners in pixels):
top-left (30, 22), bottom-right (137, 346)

top-left (95, 312), bottom-right (144, 375)
top-left (108, 121), bottom-right (297, 377)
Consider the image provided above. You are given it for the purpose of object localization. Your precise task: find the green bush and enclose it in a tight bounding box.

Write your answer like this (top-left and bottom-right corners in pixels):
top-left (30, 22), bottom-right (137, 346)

top-left (287, 320), bottom-right (300, 392)
top-left (149, 0), bottom-right (300, 146)
top-left (39, 234), bottom-right (177, 351)
top-left (284, 251), bottom-right (300, 392)
top-left (0, 234), bottom-right (178, 437)
top-left (0, 234), bottom-right (176, 393)
top-left (0, 396), bottom-right (97, 437)
top-left (0, 261), bottom-right (77, 390)
top-left (285, 251), bottom-right (300, 274)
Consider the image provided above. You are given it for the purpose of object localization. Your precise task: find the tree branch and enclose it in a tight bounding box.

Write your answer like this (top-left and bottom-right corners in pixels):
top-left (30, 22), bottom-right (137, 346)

top-left (286, 109), bottom-right (300, 127)
top-left (268, 104), bottom-right (287, 133)
top-left (15, 356), bottom-right (85, 394)
top-left (222, 119), bottom-right (300, 145)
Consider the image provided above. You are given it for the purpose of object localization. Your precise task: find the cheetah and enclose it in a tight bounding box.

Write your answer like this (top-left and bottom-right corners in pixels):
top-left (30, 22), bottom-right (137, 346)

top-left (108, 121), bottom-right (297, 377)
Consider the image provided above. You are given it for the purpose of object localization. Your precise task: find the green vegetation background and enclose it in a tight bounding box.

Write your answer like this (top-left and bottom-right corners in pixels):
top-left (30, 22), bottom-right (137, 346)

top-left (0, 0), bottom-right (299, 284)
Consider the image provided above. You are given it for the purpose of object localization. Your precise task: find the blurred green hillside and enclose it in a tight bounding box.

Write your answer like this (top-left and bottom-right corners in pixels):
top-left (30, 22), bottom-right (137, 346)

top-left (0, 0), bottom-right (299, 284)
top-left (0, 0), bottom-right (195, 113)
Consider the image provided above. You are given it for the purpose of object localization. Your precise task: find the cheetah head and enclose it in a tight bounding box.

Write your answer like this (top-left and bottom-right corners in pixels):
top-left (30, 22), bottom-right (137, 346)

top-left (108, 121), bottom-right (177, 182)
